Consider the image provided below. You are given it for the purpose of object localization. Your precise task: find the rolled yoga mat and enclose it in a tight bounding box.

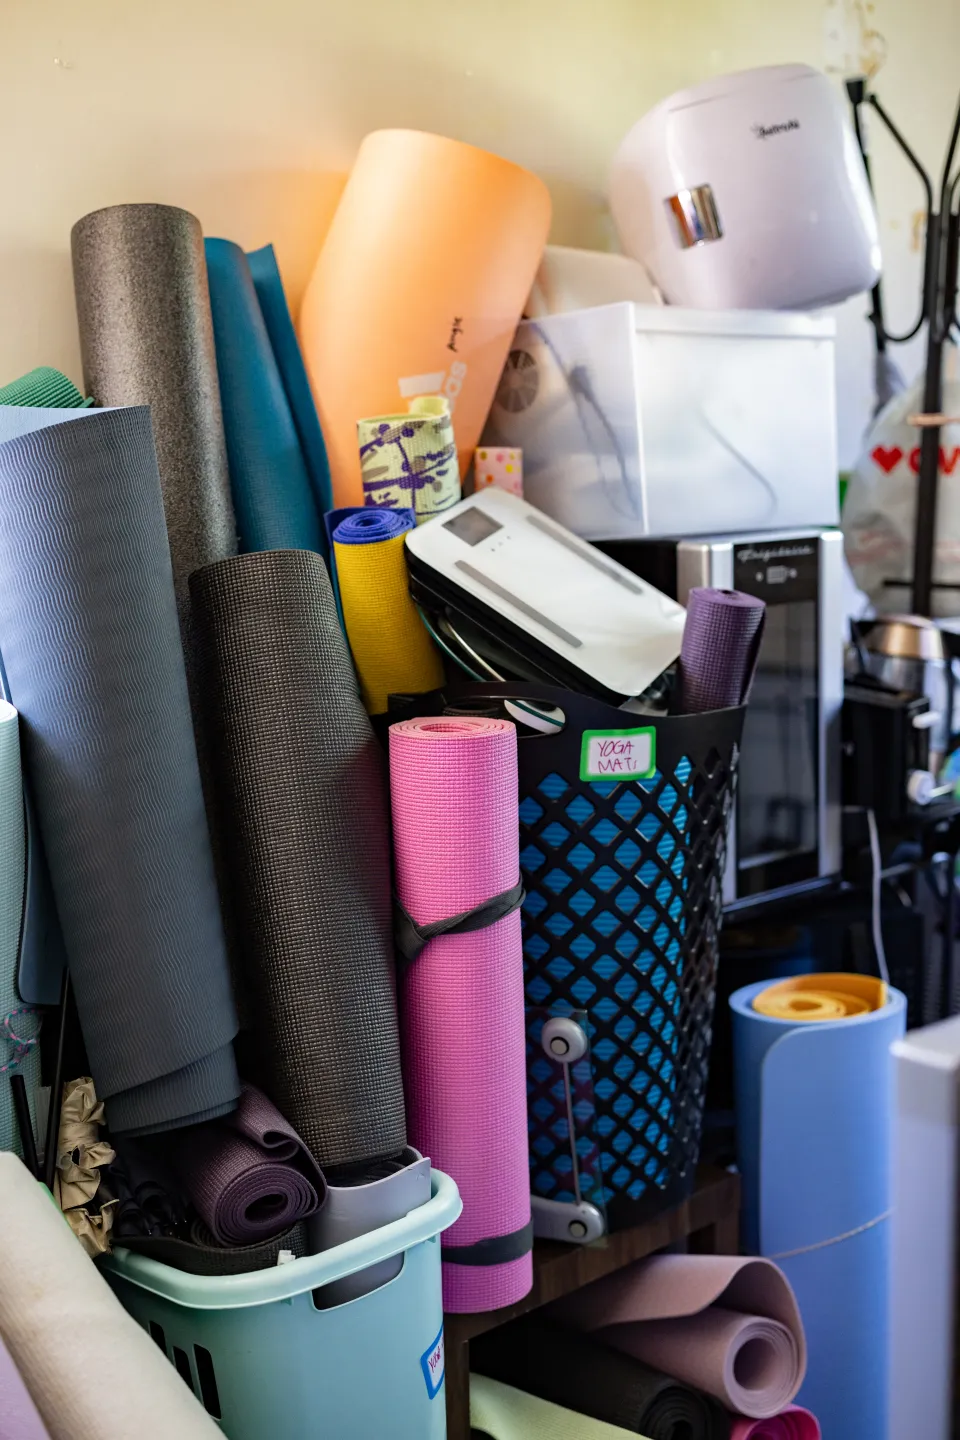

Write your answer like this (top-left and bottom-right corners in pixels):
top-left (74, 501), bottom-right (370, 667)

top-left (676, 588), bottom-right (766, 715)
top-left (167, 1083), bottom-right (325, 1245)
top-left (0, 1152), bottom-right (222, 1440)
top-left (0, 406), bottom-right (239, 1136)
top-left (111, 1138), bottom-right (310, 1276)
top-left (731, 976), bottom-right (905, 1440)
top-left (0, 701), bottom-right (41, 1157)
top-left (247, 243), bottom-right (333, 516)
top-left (332, 508), bottom-right (444, 714)
top-left (71, 203), bottom-right (237, 651)
top-left (731, 1409), bottom-right (820, 1440)
top-left (299, 128), bottom-right (551, 507)
top-left (472, 1317), bottom-right (730, 1439)
top-left (470, 1374), bottom-right (642, 1440)
top-left (0, 1334), bottom-right (51, 1440)
top-left (358, 395), bottom-right (461, 518)
top-left (389, 715), bottom-right (531, 1313)
top-left (0, 365), bottom-right (90, 408)
top-left (205, 238), bottom-right (325, 555)
top-left (189, 549), bottom-right (406, 1169)
top-left (551, 1254), bottom-right (806, 1422)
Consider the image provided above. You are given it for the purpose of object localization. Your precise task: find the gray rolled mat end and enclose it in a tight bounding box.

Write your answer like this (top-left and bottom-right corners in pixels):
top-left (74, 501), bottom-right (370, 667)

top-left (0, 406), bottom-right (239, 1136)
top-left (189, 548), bottom-right (406, 1170)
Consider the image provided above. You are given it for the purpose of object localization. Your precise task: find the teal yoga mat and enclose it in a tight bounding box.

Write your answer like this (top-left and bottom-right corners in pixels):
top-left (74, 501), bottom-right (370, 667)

top-left (731, 980), bottom-right (906, 1440)
top-left (0, 404), bottom-right (239, 1137)
top-left (247, 245), bottom-right (332, 517)
top-left (205, 239), bottom-right (325, 556)
top-left (0, 703), bottom-right (40, 1157)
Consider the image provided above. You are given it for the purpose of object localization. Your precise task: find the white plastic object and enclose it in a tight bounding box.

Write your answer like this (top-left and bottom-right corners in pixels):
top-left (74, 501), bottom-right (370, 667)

top-left (483, 301), bottom-right (838, 541)
top-left (609, 63), bottom-right (881, 311)
top-left (907, 770), bottom-right (936, 806)
top-left (526, 245), bottom-right (658, 318)
top-left (541, 1016), bottom-right (589, 1063)
top-left (530, 1196), bottom-right (605, 1245)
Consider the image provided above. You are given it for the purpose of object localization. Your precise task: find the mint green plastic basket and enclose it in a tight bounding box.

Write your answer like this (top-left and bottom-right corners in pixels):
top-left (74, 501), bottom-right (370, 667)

top-left (103, 1169), bottom-right (461, 1439)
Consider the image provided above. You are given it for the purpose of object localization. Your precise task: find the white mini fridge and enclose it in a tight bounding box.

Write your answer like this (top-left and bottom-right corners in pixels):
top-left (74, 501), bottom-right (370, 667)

top-left (482, 300), bottom-right (839, 541)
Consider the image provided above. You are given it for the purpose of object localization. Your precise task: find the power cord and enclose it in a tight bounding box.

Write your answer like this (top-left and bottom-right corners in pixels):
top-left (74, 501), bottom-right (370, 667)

top-left (866, 807), bottom-right (891, 986)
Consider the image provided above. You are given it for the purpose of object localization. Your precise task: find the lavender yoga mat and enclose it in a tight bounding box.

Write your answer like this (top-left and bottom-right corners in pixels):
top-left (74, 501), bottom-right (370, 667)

top-left (551, 1255), bottom-right (806, 1421)
top-left (0, 1333), bottom-right (50, 1440)
top-left (731, 1408), bottom-right (820, 1440)
top-left (676, 588), bottom-right (765, 715)
top-left (169, 1084), bottom-right (325, 1245)
top-left (390, 716), bottom-right (531, 1313)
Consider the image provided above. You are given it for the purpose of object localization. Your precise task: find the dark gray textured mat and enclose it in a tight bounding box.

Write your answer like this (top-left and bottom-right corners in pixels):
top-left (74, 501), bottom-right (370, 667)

top-left (71, 202), bottom-right (237, 662)
top-left (190, 549), bottom-right (407, 1169)
top-left (0, 405), bottom-right (239, 1136)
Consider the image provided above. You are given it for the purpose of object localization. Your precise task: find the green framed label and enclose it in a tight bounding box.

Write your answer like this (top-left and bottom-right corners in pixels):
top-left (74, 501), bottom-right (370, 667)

top-left (579, 726), bottom-right (656, 782)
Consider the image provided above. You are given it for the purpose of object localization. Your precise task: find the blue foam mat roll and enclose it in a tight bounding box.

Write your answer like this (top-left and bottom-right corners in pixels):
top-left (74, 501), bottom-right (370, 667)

top-left (247, 244), bottom-right (333, 518)
top-left (205, 238), bottom-right (325, 556)
top-left (731, 978), bottom-right (905, 1440)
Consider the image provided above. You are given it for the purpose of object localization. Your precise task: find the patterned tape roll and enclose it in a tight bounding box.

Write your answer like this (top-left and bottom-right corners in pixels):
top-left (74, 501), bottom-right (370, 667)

top-left (358, 396), bottom-right (460, 521)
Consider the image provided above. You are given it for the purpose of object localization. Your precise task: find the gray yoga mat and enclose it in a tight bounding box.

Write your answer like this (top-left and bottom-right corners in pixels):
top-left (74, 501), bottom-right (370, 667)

top-left (189, 549), bottom-right (406, 1170)
top-left (0, 405), bottom-right (239, 1136)
top-left (71, 203), bottom-right (237, 659)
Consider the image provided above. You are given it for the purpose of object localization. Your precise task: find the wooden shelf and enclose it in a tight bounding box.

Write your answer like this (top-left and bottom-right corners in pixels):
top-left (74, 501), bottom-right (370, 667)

top-left (444, 1167), bottom-right (740, 1440)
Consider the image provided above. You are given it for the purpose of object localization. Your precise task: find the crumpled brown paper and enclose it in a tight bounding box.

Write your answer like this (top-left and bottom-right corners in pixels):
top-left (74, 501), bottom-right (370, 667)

top-left (53, 1077), bottom-right (117, 1257)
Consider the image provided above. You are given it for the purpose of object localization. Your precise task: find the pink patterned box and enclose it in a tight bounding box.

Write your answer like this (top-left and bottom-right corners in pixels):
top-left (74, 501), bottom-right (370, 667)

top-left (473, 445), bottom-right (523, 498)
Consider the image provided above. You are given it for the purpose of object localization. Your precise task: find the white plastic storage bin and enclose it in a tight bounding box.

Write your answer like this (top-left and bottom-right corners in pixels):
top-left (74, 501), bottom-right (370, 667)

top-left (482, 301), bottom-right (838, 541)
top-left (102, 1169), bottom-right (461, 1440)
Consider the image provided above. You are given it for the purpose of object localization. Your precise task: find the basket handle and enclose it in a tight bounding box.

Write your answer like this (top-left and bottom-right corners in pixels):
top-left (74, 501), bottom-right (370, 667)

top-left (105, 1169), bottom-right (463, 1311)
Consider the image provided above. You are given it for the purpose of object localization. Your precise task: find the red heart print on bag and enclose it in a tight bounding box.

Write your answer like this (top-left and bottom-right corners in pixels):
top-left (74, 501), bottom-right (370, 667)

top-left (872, 445), bottom-right (904, 473)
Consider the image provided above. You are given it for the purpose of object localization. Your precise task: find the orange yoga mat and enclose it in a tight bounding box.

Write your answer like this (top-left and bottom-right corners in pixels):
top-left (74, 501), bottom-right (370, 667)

top-left (299, 130), bottom-right (551, 508)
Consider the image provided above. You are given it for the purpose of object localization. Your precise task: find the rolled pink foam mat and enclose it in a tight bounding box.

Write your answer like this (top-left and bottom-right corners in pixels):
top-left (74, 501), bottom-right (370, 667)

top-left (551, 1253), bottom-right (806, 1421)
top-left (731, 1406), bottom-right (821, 1439)
top-left (389, 715), bottom-right (532, 1312)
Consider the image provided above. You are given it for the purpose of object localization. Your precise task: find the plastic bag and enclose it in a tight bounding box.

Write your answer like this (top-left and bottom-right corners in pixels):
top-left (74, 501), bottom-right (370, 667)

top-left (843, 345), bottom-right (960, 617)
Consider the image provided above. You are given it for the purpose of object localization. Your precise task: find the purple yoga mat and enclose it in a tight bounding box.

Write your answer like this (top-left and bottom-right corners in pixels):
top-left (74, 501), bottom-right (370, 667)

top-left (677, 588), bottom-right (766, 714)
top-left (731, 1406), bottom-right (821, 1439)
top-left (170, 1084), bottom-right (326, 1245)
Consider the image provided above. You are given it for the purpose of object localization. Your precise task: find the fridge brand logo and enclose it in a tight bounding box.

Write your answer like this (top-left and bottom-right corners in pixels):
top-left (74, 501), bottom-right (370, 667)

top-left (752, 119), bottom-right (800, 139)
top-left (397, 360), bottom-right (468, 413)
top-left (738, 544), bottom-right (813, 563)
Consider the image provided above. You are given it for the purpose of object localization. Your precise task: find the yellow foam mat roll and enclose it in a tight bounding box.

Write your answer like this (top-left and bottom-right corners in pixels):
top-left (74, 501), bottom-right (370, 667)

top-left (753, 972), bottom-right (887, 1021)
top-left (333, 513), bottom-right (444, 716)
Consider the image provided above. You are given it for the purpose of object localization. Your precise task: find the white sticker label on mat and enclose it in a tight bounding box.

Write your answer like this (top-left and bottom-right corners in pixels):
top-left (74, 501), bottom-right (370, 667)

top-left (580, 726), bottom-right (656, 782)
top-left (421, 1326), bottom-right (445, 1398)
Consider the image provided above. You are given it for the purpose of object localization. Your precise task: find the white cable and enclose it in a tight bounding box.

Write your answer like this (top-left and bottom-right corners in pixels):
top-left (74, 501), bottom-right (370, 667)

top-left (866, 807), bottom-right (890, 986)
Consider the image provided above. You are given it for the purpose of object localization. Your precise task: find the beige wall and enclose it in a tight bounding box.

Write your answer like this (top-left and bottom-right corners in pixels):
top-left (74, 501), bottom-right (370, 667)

top-left (1, 0), bottom-right (956, 465)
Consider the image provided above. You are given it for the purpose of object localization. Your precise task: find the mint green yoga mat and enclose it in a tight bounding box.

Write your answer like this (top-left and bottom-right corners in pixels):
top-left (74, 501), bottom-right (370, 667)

top-left (0, 366), bottom-right (90, 409)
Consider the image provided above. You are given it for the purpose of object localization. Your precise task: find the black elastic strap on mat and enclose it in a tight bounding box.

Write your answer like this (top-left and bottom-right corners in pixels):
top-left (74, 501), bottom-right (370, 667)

top-left (441, 1220), bottom-right (534, 1267)
top-left (394, 879), bottom-right (525, 966)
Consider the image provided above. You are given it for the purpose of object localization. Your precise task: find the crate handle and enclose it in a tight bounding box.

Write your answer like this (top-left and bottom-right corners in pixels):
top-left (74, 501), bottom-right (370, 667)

top-left (104, 1169), bottom-right (462, 1311)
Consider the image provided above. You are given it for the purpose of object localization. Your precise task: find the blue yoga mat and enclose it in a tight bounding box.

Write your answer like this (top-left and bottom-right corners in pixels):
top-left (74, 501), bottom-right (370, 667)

top-left (731, 979), bottom-right (906, 1440)
top-left (205, 238), bottom-right (325, 556)
top-left (0, 404), bottom-right (239, 1137)
top-left (0, 702), bottom-right (40, 1157)
top-left (247, 244), bottom-right (332, 517)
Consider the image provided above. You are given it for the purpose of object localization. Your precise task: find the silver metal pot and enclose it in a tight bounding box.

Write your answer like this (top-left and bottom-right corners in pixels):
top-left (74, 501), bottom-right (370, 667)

top-left (858, 614), bottom-right (960, 772)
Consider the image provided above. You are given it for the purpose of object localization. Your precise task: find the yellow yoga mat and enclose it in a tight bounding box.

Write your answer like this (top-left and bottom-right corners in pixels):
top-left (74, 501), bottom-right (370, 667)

top-left (752, 973), bottom-right (887, 1022)
top-left (358, 395), bottom-right (460, 521)
top-left (332, 508), bottom-right (444, 715)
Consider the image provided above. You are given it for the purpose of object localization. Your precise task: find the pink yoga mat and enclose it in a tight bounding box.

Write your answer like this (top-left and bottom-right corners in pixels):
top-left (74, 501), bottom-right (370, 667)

top-left (551, 1254), bottom-right (806, 1421)
top-left (390, 716), bottom-right (531, 1313)
top-left (0, 1333), bottom-right (50, 1439)
top-left (731, 1406), bottom-right (821, 1439)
